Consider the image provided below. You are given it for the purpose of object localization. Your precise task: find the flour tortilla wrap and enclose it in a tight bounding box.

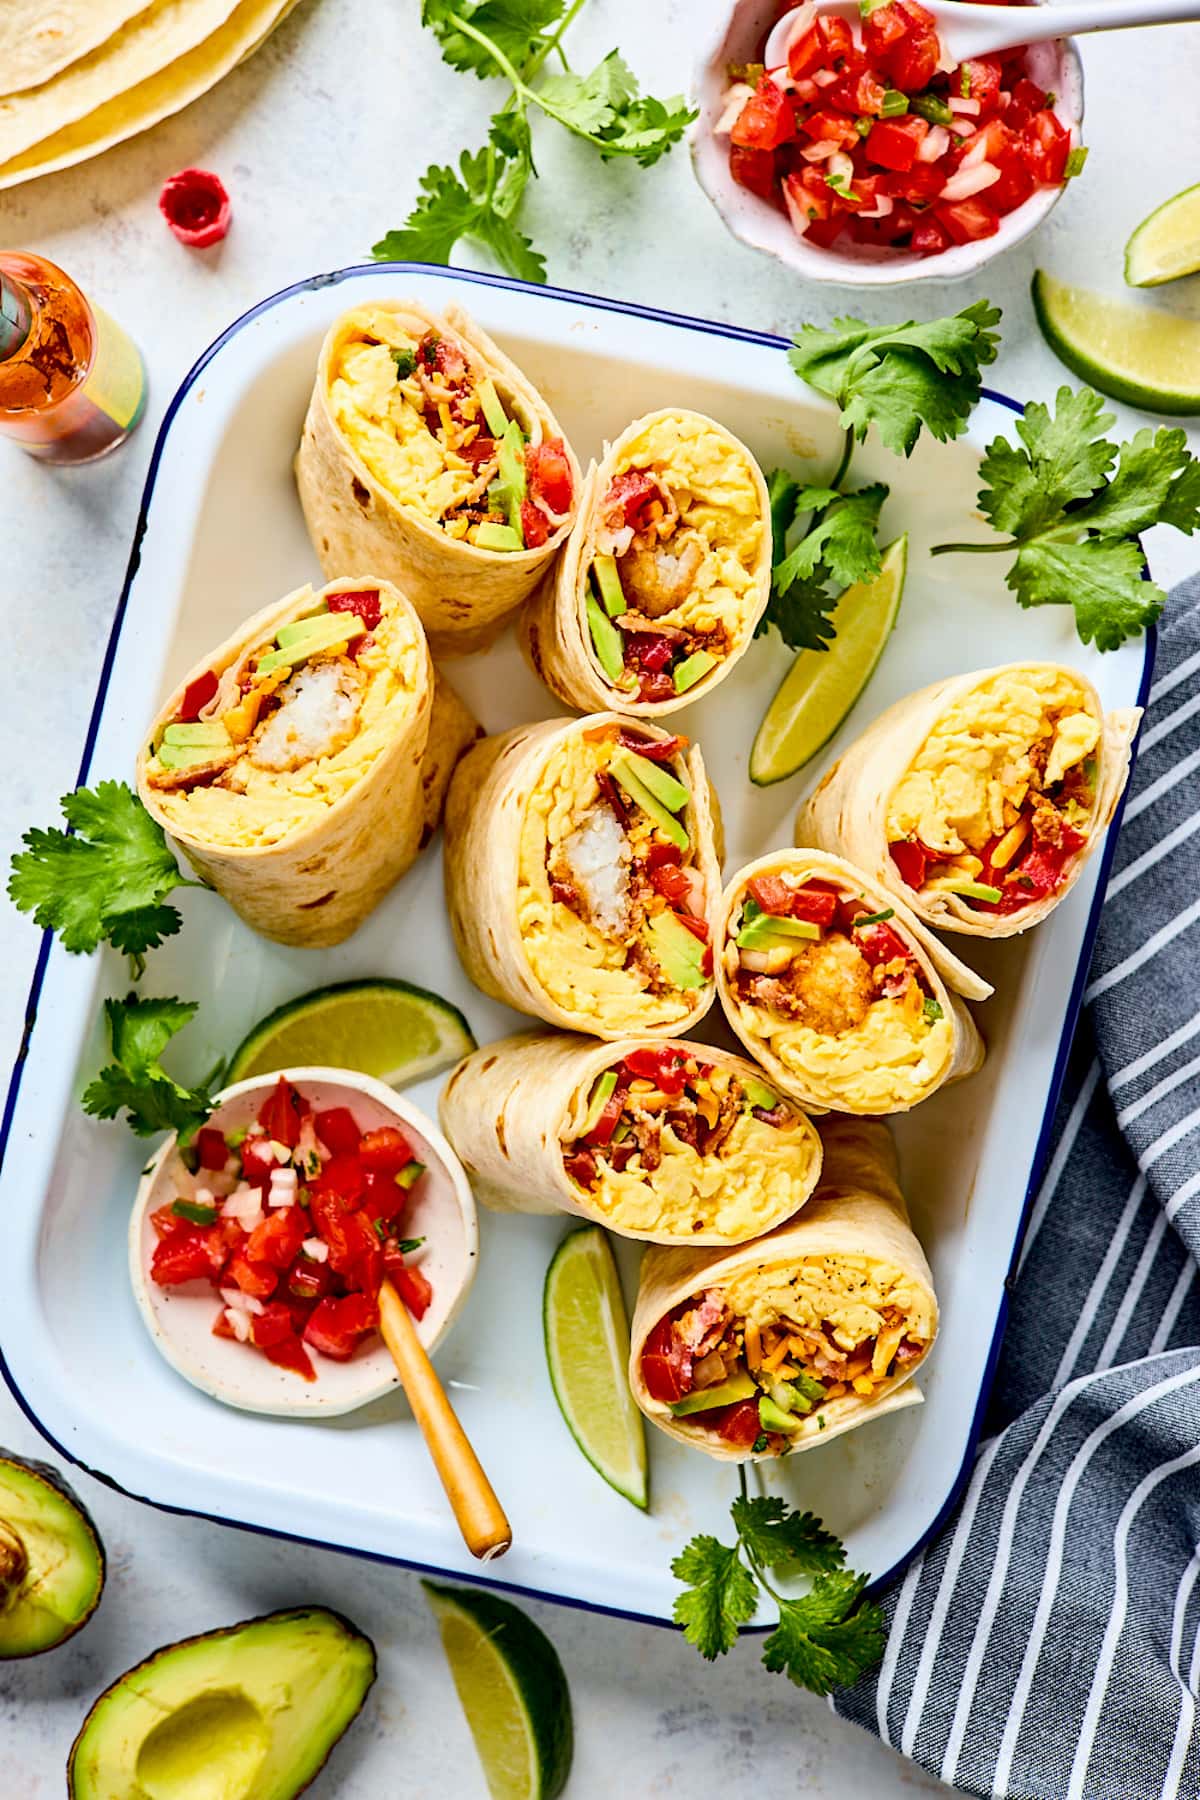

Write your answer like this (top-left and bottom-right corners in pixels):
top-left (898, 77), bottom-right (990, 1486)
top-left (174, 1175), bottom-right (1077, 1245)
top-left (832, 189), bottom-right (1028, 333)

top-left (716, 850), bottom-right (988, 1117)
top-left (520, 409), bottom-right (772, 715)
top-left (0, 1), bottom-right (149, 98)
top-left (137, 577), bottom-right (478, 949)
top-left (439, 1031), bottom-right (822, 1246)
top-left (629, 1116), bottom-right (937, 1462)
top-left (797, 661), bottom-right (1141, 940)
top-left (295, 300), bottom-right (581, 658)
top-left (444, 714), bottom-right (722, 1039)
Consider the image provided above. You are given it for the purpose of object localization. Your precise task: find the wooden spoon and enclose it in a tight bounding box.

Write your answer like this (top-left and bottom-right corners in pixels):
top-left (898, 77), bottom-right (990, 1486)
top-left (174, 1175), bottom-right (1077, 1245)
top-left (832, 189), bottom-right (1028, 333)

top-left (378, 1279), bottom-right (512, 1562)
top-left (765, 0), bottom-right (1200, 72)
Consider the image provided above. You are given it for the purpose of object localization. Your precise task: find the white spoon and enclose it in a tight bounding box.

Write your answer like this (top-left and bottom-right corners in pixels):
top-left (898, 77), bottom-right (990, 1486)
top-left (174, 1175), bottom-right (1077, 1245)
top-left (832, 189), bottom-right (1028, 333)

top-left (765, 0), bottom-right (1200, 73)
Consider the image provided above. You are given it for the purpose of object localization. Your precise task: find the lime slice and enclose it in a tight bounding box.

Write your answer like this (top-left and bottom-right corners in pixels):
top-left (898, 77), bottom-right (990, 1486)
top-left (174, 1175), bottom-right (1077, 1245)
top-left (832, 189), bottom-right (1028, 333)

top-left (423, 1582), bottom-right (573, 1800)
top-left (1126, 183), bottom-right (1200, 288)
top-left (226, 978), bottom-right (475, 1087)
top-left (543, 1225), bottom-right (648, 1509)
top-left (1032, 270), bottom-right (1200, 415)
top-left (750, 535), bottom-right (907, 786)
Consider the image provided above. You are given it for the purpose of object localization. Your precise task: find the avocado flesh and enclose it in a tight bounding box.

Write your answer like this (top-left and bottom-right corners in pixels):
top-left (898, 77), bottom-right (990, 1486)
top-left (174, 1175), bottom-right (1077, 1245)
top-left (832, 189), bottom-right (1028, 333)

top-left (742, 1077), bottom-right (780, 1111)
top-left (670, 1371), bottom-right (756, 1417)
top-left (592, 554), bottom-right (625, 618)
top-left (68, 1608), bottom-right (376, 1800)
top-left (610, 756), bottom-right (689, 852)
top-left (758, 1395), bottom-right (804, 1434)
top-left (274, 610), bottom-right (331, 649)
top-left (737, 912), bottom-right (819, 950)
top-left (644, 910), bottom-right (707, 990)
top-left (586, 595), bottom-right (625, 684)
top-left (161, 723), bottom-right (231, 749)
top-left (0, 1451), bottom-right (104, 1659)
top-left (256, 618), bottom-right (360, 676)
top-left (618, 749), bottom-right (689, 814)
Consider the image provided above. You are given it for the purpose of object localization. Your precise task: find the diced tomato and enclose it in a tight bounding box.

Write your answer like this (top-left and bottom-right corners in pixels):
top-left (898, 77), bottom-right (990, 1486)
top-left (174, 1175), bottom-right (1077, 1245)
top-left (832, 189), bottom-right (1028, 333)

top-left (1004, 77), bottom-right (1049, 130)
top-left (150, 1203), bottom-right (188, 1238)
top-left (849, 200), bottom-right (918, 246)
top-left (747, 874), bottom-right (795, 917)
top-left (327, 588), bottom-right (382, 632)
top-left (958, 56), bottom-right (1004, 118)
top-left (1022, 109), bottom-right (1070, 185)
top-left (788, 882), bottom-right (839, 928)
top-left (883, 160), bottom-right (946, 205)
top-left (885, 24), bottom-right (940, 92)
top-left (626, 632), bottom-right (675, 674)
top-left (730, 143), bottom-right (777, 200)
top-left (257, 1077), bottom-right (305, 1148)
top-left (731, 76), bottom-right (798, 151)
top-left (240, 1135), bottom-right (277, 1188)
top-left (459, 433), bottom-right (496, 468)
top-left (150, 1231), bottom-right (217, 1287)
top-left (648, 860), bottom-right (691, 907)
top-left (250, 1299), bottom-right (300, 1348)
top-left (815, 14), bottom-right (861, 74)
top-left (644, 838), bottom-right (682, 869)
top-left (177, 669), bottom-right (218, 723)
top-left (245, 1206), bottom-right (307, 1270)
top-left (259, 1328), bottom-right (316, 1380)
top-left (640, 1316), bottom-right (692, 1404)
top-left (862, 1), bottom-right (912, 57)
top-left (889, 839), bottom-right (928, 889)
top-left (303, 1292), bottom-right (379, 1360)
top-left (315, 1107), bottom-right (359, 1156)
top-left (389, 1264), bottom-right (433, 1321)
top-left (604, 469), bottom-right (661, 533)
top-left (310, 1188), bottom-right (352, 1260)
top-left (637, 669), bottom-right (678, 704)
top-left (212, 1307), bottom-right (237, 1339)
top-left (786, 21), bottom-right (826, 78)
top-left (784, 168), bottom-right (837, 229)
top-left (827, 68), bottom-right (888, 117)
top-left (583, 1081), bottom-right (627, 1149)
top-left (856, 921), bottom-right (912, 969)
top-left (520, 499), bottom-right (549, 549)
top-left (359, 1170), bottom-right (408, 1228)
top-left (358, 1127), bottom-right (415, 1178)
top-left (287, 1256), bottom-right (336, 1303)
top-left (564, 1148), bottom-right (599, 1189)
top-left (937, 196), bottom-right (1000, 243)
top-left (216, 1216), bottom-right (245, 1258)
top-left (227, 1250), bottom-right (277, 1298)
top-left (866, 115), bottom-right (929, 172)
top-left (717, 1399), bottom-right (766, 1448)
top-left (526, 438), bottom-right (574, 516)
top-left (911, 215), bottom-right (953, 256)
top-left (316, 1153), bottom-right (367, 1210)
top-left (195, 1126), bottom-right (227, 1171)
top-left (673, 911), bottom-right (709, 946)
top-left (623, 1046), bottom-right (690, 1097)
top-left (988, 146), bottom-right (1037, 214)
top-left (800, 108), bottom-right (861, 152)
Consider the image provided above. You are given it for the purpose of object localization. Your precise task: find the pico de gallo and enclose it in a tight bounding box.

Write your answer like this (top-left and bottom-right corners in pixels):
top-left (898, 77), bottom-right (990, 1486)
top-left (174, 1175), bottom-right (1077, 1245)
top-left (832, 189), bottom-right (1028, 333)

top-left (641, 1281), bottom-right (929, 1454)
top-left (148, 1078), bottom-right (434, 1381)
top-left (719, 0), bottom-right (1084, 259)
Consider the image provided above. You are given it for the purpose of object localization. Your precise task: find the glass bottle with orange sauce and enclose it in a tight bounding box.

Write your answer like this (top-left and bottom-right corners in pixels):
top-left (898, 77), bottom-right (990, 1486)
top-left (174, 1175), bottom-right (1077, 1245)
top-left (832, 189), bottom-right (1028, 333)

top-left (0, 252), bottom-right (147, 464)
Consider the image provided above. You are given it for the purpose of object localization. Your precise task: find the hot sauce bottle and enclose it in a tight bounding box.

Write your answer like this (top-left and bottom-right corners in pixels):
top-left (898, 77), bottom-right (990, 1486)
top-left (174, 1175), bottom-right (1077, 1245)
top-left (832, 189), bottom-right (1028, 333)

top-left (0, 252), bottom-right (147, 464)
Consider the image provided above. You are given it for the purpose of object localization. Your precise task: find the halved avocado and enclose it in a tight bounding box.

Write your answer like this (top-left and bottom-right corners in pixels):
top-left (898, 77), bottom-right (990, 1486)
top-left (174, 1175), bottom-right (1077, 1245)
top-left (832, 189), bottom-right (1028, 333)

top-left (68, 1607), bottom-right (375, 1800)
top-left (0, 1449), bottom-right (105, 1659)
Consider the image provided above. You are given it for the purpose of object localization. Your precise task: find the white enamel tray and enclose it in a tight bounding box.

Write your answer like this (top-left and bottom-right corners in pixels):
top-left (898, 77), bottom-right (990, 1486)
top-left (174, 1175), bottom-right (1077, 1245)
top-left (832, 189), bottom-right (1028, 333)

top-left (0, 267), bottom-right (1150, 1625)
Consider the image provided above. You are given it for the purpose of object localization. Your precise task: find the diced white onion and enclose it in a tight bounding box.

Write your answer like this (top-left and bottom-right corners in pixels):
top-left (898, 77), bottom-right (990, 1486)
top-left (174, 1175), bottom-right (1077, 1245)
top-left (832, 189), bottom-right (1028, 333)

top-left (194, 1186), bottom-right (214, 1209)
top-left (222, 1183), bottom-right (264, 1228)
top-left (223, 1307), bottom-right (251, 1343)
top-left (296, 1117), bottom-right (329, 1169)
top-left (768, 65), bottom-right (796, 93)
top-left (783, 179), bottom-right (812, 238)
top-left (940, 161), bottom-right (1000, 201)
top-left (959, 132), bottom-right (992, 169)
top-left (917, 125), bottom-right (951, 162)
top-left (269, 1139), bottom-right (292, 1163)
top-left (812, 67), bottom-right (838, 87)
top-left (794, 77), bottom-right (818, 103)
top-left (861, 193), bottom-right (895, 219)
top-left (937, 45), bottom-right (958, 74)
top-left (949, 95), bottom-right (981, 116)
top-left (268, 1168), bottom-right (298, 1209)
top-left (302, 1238), bottom-right (329, 1263)
top-left (949, 118), bottom-right (976, 138)
top-left (220, 1286), bottom-right (264, 1317)
top-left (828, 150), bottom-right (855, 187)
top-left (801, 139), bottom-right (839, 161)
top-left (715, 82), bottom-right (753, 135)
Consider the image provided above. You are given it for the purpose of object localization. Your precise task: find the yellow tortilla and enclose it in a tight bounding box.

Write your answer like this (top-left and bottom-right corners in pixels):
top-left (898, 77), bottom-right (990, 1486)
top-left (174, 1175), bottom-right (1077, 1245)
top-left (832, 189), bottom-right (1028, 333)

top-left (0, 1), bottom-right (151, 98)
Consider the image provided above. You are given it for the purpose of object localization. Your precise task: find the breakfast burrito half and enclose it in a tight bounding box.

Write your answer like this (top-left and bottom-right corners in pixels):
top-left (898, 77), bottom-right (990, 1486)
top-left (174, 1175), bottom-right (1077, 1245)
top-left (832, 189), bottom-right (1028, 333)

top-left (296, 300), bottom-right (580, 656)
top-left (444, 714), bottom-right (722, 1039)
top-left (440, 1032), bottom-right (822, 1246)
top-left (137, 578), bottom-right (478, 947)
top-left (520, 408), bottom-right (772, 714)
top-left (629, 1116), bottom-right (937, 1461)
top-left (717, 850), bottom-right (988, 1115)
top-left (798, 662), bottom-right (1141, 938)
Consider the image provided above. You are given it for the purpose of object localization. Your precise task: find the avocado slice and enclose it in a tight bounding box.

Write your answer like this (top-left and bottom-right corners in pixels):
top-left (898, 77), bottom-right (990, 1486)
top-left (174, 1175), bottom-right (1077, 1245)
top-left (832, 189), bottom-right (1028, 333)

top-left (475, 521), bottom-right (523, 552)
top-left (592, 554), bottom-right (626, 619)
top-left (67, 1607), bottom-right (375, 1800)
top-left (256, 616), bottom-right (361, 676)
top-left (476, 376), bottom-right (509, 437)
top-left (737, 910), bottom-right (820, 950)
top-left (644, 910), bottom-right (708, 990)
top-left (160, 722), bottom-right (231, 750)
top-left (758, 1394), bottom-right (805, 1434)
top-left (610, 755), bottom-right (689, 853)
top-left (618, 749), bottom-right (689, 814)
top-left (0, 1449), bottom-right (104, 1659)
top-left (579, 1069), bottom-right (619, 1138)
top-left (670, 1370), bottom-right (756, 1416)
top-left (155, 741), bottom-right (227, 772)
top-left (672, 650), bottom-right (717, 694)
top-left (488, 418), bottom-right (528, 540)
top-left (742, 1076), bottom-right (781, 1112)
top-left (934, 878), bottom-right (1003, 904)
top-left (274, 609), bottom-right (331, 649)
top-left (586, 595), bottom-right (626, 685)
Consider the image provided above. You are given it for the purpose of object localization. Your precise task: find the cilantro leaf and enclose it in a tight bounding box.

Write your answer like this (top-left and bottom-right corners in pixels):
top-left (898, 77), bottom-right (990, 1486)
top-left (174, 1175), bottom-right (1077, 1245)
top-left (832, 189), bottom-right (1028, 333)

top-left (978, 386), bottom-right (1116, 537)
top-left (671, 1534), bottom-right (758, 1660)
top-left (1009, 537), bottom-right (1164, 652)
top-left (762, 1574), bottom-right (886, 1696)
top-left (761, 570), bottom-right (840, 654)
top-left (537, 52), bottom-right (695, 165)
top-left (372, 136), bottom-right (545, 284)
top-left (730, 1496), bottom-right (846, 1577)
top-left (789, 301), bottom-right (1001, 456)
top-left (1069, 425), bottom-right (1200, 539)
top-left (774, 483), bottom-right (887, 592)
top-left (8, 781), bottom-right (184, 956)
top-left (82, 996), bottom-right (221, 1140)
top-left (422, 0), bottom-right (564, 78)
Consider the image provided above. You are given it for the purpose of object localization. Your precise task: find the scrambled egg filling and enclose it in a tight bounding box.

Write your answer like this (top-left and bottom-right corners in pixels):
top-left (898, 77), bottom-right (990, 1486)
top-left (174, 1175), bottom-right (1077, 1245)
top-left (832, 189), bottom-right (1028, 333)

top-left (326, 308), bottom-right (528, 527)
top-left (516, 730), bottom-right (701, 1030)
top-left (734, 988), bottom-right (954, 1111)
top-left (720, 1254), bottom-right (935, 1361)
top-left (887, 666), bottom-right (1101, 860)
top-left (610, 414), bottom-right (763, 640)
top-left (152, 600), bottom-right (421, 848)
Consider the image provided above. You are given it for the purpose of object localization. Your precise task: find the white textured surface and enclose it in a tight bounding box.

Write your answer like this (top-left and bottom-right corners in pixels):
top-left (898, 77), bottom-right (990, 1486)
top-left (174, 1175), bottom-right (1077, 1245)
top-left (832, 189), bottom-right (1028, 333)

top-left (0, 1), bottom-right (1198, 1792)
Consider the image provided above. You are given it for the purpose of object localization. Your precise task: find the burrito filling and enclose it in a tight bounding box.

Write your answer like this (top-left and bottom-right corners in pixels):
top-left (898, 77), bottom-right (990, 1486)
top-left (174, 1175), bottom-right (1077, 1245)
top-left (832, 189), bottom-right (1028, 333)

top-left (886, 667), bottom-right (1101, 915)
top-left (517, 725), bottom-right (713, 1031)
top-left (328, 312), bottom-right (573, 550)
top-left (585, 414), bottom-right (764, 703)
top-left (725, 872), bottom-right (952, 1110)
top-left (143, 587), bottom-right (420, 847)
top-left (148, 1078), bottom-right (432, 1382)
top-left (640, 1261), bottom-right (933, 1454)
top-left (562, 1044), bottom-right (814, 1238)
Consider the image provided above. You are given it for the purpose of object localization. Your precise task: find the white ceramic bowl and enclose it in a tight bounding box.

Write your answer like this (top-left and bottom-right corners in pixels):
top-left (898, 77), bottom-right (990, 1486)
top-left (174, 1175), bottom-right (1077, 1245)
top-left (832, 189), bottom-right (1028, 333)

top-left (129, 1069), bottom-right (479, 1417)
top-left (690, 0), bottom-right (1084, 286)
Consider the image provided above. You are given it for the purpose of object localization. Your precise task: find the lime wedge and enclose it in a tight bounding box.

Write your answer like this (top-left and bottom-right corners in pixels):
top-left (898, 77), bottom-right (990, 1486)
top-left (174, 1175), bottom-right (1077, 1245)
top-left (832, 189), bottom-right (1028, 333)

top-left (1126, 183), bottom-right (1200, 288)
top-left (424, 1583), bottom-right (573, 1800)
top-left (226, 978), bottom-right (475, 1087)
top-left (750, 535), bottom-right (906, 786)
top-left (543, 1225), bottom-right (648, 1509)
top-left (1032, 270), bottom-right (1200, 415)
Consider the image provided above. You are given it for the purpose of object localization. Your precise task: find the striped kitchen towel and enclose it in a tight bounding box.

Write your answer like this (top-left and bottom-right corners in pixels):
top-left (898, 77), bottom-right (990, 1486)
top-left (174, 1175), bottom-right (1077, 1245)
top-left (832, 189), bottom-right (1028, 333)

top-left (834, 576), bottom-right (1200, 1800)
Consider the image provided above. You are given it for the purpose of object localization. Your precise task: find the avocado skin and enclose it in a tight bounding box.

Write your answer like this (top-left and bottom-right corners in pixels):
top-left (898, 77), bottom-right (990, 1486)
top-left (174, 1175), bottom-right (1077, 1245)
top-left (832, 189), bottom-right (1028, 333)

top-left (0, 1449), bottom-right (105, 1660)
top-left (67, 1607), bottom-right (376, 1800)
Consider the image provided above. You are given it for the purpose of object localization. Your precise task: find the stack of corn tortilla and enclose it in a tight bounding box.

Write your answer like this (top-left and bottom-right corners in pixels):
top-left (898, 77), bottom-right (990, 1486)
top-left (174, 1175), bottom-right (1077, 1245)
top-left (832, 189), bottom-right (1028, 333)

top-left (0, 0), bottom-right (303, 189)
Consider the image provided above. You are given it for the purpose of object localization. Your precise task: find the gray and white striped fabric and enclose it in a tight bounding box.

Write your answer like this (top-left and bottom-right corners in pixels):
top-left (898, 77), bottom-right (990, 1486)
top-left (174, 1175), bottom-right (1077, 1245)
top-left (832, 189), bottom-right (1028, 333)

top-left (834, 577), bottom-right (1200, 1800)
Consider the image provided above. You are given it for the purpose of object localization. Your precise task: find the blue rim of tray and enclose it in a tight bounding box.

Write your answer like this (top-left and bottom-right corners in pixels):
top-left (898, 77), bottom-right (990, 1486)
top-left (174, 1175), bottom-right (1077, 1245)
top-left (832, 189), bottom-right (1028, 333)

top-left (0, 262), bottom-right (1155, 1630)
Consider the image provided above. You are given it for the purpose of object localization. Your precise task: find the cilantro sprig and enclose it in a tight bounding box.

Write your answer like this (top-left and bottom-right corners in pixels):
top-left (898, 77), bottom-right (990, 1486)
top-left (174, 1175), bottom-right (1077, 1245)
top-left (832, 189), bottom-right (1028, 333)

top-left (673, 1477), bottom-right (885, 1694)
top-left (8, 781), bottom-right (204, 965)
top-left (82, 996), bottom-right (223, 1141)
top-left (931, 387), bottom-right (1200, 650)
top-left (372, 1), bottom-right (693, 282)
